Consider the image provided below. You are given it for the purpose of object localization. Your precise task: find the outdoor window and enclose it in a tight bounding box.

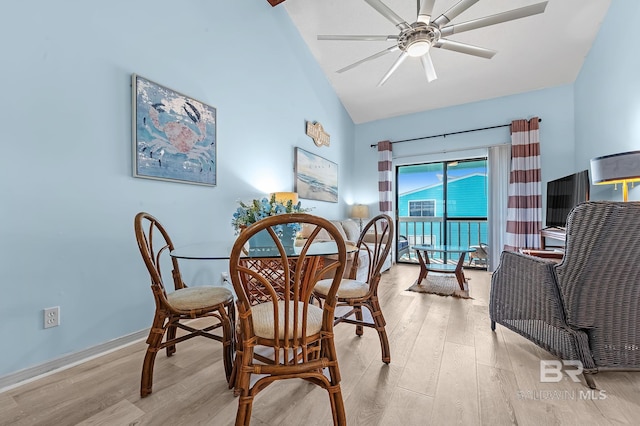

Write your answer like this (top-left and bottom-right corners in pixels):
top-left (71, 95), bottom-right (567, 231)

top-left (409, 200), bottom-right (436, 217)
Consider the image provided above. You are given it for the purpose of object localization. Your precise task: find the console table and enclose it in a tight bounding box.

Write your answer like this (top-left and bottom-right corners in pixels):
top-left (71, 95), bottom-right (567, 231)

top-left (520, 249), bottom-right (564, 263)
top-left (540, 227), bottom-right (566, 249)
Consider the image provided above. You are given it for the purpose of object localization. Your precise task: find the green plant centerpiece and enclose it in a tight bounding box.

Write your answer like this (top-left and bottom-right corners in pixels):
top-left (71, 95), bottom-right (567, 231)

top-left (232, 194), bottom-right (311, 249)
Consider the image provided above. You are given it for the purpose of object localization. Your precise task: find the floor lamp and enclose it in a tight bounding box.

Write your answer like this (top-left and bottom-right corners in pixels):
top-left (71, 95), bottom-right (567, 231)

top-left (351, 204), bottom-right (369, 232)
top-left (591, 150), bottom-right (640, 201)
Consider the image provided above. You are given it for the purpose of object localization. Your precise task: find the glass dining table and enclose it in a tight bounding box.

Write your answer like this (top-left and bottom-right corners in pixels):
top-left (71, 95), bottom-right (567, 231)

top-left (171, 240), bottom-right (357, 299)
top-left (170, 241), bottom-right (356, 261)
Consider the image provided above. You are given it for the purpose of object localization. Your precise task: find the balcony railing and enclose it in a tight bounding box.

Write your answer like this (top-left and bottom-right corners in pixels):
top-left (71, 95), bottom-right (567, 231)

top-left (397, 217), bottom-right (488, 268)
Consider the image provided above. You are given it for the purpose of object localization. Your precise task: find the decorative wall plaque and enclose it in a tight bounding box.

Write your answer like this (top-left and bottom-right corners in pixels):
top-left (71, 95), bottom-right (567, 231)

top-left (306, 121), bottom-right (330, 147)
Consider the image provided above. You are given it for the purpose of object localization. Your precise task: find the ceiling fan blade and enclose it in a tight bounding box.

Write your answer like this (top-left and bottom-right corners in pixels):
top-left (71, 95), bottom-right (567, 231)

top-left (377, 52), bottom-right (409, 87)
top-left (440, 2), bottom-right (548, 37)
top-left (417, 0), bottom-right (436, 24)
top-left (318, 35), bottom-right (399, 42)
top-left (420, 53), bottom-right (437, 82)
top-left (434, 39), bottom-right (496, 59)
top-left (337, 46), bottom-right (400, 73)
top-left (432, 0), bottom-right (479, 27)
top-left (364, 0), bottom-right (411, 30)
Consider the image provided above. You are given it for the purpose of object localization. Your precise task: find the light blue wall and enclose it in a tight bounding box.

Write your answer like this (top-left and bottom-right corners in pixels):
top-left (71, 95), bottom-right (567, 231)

top-left (353, 85), bottom-right (576, 214)
top-left (0, 1), bottom-right (355, 378)
top-left (575, 0), bottom-right (640, 201)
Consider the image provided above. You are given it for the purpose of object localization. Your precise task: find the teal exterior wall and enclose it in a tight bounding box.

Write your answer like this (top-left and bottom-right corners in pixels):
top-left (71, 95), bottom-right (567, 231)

top-left (398, 174), bottom-right (488, 248)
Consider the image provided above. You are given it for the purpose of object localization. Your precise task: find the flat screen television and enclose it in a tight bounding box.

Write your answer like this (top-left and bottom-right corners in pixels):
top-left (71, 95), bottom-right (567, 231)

top-left (545, 170), bottom-right (590, 228)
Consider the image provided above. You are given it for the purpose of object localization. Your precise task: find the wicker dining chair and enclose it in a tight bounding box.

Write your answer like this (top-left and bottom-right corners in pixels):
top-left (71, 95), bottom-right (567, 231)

top-left (134, 212), bottom-right (235, 398)
top-left (229, 213), bottom-right (348, 426)
top-left (313, 214), bottom-right (394, 364)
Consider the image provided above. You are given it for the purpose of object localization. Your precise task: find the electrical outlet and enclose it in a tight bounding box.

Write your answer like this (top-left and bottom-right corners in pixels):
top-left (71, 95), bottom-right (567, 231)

top-left (44, 306), bottom-right (60, 329)
top-left (221, 272), bottom-right (230, 282)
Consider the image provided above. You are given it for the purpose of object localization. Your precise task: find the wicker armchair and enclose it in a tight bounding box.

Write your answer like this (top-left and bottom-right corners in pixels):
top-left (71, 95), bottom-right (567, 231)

top-left (490, 201), bottom-right (640, 388)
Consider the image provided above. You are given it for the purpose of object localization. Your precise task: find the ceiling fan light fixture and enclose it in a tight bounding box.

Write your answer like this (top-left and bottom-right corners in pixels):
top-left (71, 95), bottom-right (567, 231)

top-left (318, 0), bottom-right (549, 87)
top-left (407, 40), bottom-right (430, 57)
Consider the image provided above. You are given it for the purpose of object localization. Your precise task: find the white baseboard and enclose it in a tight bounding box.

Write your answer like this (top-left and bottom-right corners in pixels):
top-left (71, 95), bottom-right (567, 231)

top-left (0, 329), bottom-right (149, 393)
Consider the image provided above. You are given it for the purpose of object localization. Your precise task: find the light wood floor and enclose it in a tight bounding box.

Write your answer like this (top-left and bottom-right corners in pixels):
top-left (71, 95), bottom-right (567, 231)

top-left (3, 264), bottom-right (640, 425)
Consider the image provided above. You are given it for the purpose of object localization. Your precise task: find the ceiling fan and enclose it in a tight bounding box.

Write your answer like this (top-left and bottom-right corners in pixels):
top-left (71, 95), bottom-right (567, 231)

top-left (318, 0), bottom-right (548, 86)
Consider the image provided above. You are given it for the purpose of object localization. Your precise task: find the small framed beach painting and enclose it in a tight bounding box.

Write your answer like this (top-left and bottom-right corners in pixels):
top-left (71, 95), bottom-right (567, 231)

top-left (132, 74), bottom-right (216, 186)
top-left (294, 147), bottom-right (338, 203)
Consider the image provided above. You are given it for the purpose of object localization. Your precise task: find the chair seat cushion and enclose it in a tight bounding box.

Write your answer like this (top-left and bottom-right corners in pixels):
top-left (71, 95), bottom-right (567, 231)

top-left (251, 301), bottom-right (323, 339)
top-left (167, 286), bottom-right (233, 311)
top-left (315, 278), bottom-right (369, 299)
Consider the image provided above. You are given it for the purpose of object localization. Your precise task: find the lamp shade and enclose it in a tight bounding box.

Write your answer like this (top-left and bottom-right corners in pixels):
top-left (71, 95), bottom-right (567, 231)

top-left (350, 204), bottom-right (369, 219)
top-left (590, 150), bottom-right (640, 201)
top-left (271, 192), bottom-right (298, 205)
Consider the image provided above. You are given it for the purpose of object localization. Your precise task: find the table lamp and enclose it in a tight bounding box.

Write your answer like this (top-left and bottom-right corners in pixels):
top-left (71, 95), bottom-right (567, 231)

top-left (271, 192), bottom-right (299, 205)
top-left (350, 204), bottom-right (369, 231)
top-left (590, 150), bottom-right (640, 201)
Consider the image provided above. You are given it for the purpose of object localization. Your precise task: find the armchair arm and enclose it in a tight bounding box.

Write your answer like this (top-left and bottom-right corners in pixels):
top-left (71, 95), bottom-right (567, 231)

top-left (490, 251), bottom-right (593, 367)
top-left (490, 251), bottom-right (565, 325)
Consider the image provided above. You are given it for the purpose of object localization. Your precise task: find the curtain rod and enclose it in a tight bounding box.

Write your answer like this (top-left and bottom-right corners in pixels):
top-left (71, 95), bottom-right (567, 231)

top-left (370, 118), bottom-right (542, 148)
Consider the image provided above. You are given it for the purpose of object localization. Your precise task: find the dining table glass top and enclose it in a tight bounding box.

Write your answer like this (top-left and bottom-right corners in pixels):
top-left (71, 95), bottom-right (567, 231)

top-left (171, 240), bottom-right (357, 260)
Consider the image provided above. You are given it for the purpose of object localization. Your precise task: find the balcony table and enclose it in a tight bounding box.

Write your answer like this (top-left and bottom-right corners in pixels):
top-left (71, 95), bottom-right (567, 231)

top-left (411, 244), bottom-right (476, 290)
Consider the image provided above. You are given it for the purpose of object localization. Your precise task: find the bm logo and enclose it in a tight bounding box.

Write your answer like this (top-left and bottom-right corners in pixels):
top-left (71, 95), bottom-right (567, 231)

top-left (540, 360), bottom-right (583, 383)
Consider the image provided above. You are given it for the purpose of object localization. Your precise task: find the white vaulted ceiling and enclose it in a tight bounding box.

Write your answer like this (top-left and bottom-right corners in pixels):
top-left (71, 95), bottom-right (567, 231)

top-left (283, 0), bottom-right (611, 123)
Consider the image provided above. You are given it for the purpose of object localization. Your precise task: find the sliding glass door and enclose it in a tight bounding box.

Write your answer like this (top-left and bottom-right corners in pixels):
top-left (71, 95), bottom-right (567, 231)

top-left (396, 158), bottom-right (488, 267)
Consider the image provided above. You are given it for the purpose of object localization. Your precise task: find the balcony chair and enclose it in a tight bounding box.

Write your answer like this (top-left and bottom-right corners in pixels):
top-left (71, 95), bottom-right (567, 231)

top-left (397, 234), bottom-right (410, 260)
top-left (229, 213), bottom-right (348, 425)
top-left (314, 214), bottom-right (394, 364)
top-left (469, 242), bottom-right (488, 267)
top-left (134, 212), bottom-right (235, 398)
top-left (490, 201), bottom-right (640, 388)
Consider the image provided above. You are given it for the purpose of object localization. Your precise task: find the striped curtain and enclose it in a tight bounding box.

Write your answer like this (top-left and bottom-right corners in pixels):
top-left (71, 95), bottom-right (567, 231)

top-left (504, 118), bottom-right (542, 251)
top-left (378, 140), bottom-right (393, 216)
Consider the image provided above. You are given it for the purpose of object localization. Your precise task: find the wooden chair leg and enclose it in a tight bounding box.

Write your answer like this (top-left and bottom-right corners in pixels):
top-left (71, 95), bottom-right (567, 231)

top-left (230, 328), bottom-right (244, 395)
top-left (325, 340), bottom-right (346, 425)
top-left (229, 347), bottom-right (241, 395)
top-left (234, 346), bottom-right (254, 424)
top-left (354, 306), bottom-right (364, 336)
top-left (141, 313), bottom-right (167, 397)
top-left (235, 395), bottom-right (254, 426)
top-left (220, 304), bottom-right (234, 382)
top-left (369, 299), bottom-right (390, 364)
top-left (166, 319), bottom-right (177, 357)
top-left (327, 383), bottom-right (346, 426)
